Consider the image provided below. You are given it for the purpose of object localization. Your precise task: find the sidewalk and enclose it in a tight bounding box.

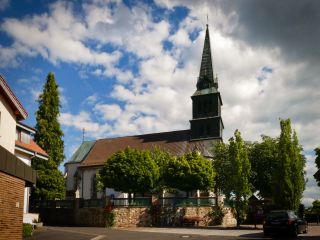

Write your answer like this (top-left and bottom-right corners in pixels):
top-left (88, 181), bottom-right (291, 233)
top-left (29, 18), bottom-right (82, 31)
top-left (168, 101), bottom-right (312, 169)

top-left (120, 225), bottom-right (263, 237)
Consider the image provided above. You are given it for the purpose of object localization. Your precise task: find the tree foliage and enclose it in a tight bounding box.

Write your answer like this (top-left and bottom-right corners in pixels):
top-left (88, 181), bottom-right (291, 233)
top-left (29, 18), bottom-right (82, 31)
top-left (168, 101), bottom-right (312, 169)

top-left (227, 130), bottom-right (252, 226)
top-left (249, 136), bottom-right (278, 198)
top-left (99, 147), bottom-right (159, 194)
top-left (32, 72), bottom-right (65, 200)
top-left (33, 169), bottom-right (65, 200)
top-left (34, 72), bottom-right (64, 168)
top-left (163, 151), bottom-right (215, 194)
top-left (149, 147), bottom-right (173, 192)
top-left (314, 148), bottom-right (320, 186)
top-left (272, 119), bottom-right (306, 211)
top-left (212, 141), bottom-right (229, 194)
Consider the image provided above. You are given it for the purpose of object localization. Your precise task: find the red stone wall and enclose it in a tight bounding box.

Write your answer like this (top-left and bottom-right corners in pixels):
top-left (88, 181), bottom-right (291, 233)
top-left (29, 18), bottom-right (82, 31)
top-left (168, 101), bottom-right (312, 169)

top-left (0, 171), bottom-right (25, 240)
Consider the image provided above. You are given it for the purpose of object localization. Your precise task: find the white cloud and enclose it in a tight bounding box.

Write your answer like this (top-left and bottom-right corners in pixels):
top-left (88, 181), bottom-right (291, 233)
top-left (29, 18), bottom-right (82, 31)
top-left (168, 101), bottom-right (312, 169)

top-left (94, 103), bottom-right (122, 121)
top-left (59, 111), bottom-right (111, 139)
top-left (30, 89), bottom-right (41, 101)
top-left (1, 1), bottom-right (120, 74)
top-left (85, 94), bottom-right (99, 105)
top-left (3, 0), bottom-right (320, 206)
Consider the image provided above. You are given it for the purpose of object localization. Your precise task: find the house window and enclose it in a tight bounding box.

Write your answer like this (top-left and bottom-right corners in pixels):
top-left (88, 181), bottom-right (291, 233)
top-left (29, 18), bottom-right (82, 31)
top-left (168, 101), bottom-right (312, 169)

top-left (21, 131), bottom-right (30, 144)
top-left (91, 174), bottom-right (97, 199)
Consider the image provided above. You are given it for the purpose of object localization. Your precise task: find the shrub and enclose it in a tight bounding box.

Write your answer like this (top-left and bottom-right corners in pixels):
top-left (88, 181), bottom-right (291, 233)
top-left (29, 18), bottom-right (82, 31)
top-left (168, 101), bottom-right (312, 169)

top-left (209, 205), bottom-right (226, 225)
top-left (105, 211), bottom-right (115, 227)
top-left (104, 204), bottom-right (115, 227)
top-left (23, 223), bottom-right (33, 238)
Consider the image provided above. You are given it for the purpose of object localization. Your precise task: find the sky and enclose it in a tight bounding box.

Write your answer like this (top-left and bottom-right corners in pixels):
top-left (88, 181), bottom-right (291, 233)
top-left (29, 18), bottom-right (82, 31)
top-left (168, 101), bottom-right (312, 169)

top-left (1, 0), bottom-right (320, 206)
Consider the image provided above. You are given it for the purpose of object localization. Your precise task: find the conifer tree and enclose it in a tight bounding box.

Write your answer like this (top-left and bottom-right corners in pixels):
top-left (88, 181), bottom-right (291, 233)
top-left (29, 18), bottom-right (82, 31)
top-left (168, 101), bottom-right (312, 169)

top-left (32, 72), bottom-right (65, 200)
top-left (272, 119), bottom-right (305, 210)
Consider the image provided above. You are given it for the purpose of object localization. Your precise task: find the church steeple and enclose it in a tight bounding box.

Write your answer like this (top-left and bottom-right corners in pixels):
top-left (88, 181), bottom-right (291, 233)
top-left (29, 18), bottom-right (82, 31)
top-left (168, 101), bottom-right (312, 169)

top-left (190, 25), bottom-right (223, 141)
top-left (197, 25), bottom-right (218, 91)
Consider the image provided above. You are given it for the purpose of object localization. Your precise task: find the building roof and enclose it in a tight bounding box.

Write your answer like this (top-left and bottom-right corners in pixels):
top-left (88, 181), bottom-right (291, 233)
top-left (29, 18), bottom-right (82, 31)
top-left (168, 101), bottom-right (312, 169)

top-left (196, 25), bottom-right (217, 91)
top-left (15, 122), bottom-right (49, 160)
top-left (0, 74), bottom-right (28, 120)
top-left (17, 122), bottom-right (36, 134)
top-left (66, 141), bottom-right (95, 164)
top-left (15, 139), bottom-right (49, 160)
top-left (79, 130), bottom-right (219, 168)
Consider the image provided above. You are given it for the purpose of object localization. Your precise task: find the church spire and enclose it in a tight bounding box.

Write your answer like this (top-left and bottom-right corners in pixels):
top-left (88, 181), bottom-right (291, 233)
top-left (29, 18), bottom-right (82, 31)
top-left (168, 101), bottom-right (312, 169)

top-left (197, 25), bottom-right (217, 90)
top-left (190, 23), bottom-right (223, 141)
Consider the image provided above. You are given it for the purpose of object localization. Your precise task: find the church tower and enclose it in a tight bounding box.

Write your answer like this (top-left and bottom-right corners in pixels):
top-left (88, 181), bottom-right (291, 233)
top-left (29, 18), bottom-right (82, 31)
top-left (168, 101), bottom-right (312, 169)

top-left (190, 25), bottom-right (224, 140)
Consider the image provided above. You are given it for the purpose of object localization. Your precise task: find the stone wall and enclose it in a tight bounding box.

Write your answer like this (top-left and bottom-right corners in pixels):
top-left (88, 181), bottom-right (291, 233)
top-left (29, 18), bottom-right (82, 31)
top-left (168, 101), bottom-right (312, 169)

top-left (221, 207), bottom-right (237, 227)
top-left (183, 206), bottom-right (212, 226)
top-left (35, 203), bottom-right (236, 228)
top-left (111, 206), bottom-right (236, 228)
top-left (113, 207), bottom-right (151, 227)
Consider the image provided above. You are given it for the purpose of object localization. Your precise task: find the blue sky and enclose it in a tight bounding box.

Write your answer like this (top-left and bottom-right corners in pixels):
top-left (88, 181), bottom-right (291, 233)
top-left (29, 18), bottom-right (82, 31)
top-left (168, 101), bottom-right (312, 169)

top-left (1, 0), bottom-right (320, 206)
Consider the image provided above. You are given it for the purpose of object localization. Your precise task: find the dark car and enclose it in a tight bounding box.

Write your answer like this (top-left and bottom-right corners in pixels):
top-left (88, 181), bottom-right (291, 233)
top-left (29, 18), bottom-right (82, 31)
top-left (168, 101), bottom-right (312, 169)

top-left (263, 210), bottom-right (308, 237)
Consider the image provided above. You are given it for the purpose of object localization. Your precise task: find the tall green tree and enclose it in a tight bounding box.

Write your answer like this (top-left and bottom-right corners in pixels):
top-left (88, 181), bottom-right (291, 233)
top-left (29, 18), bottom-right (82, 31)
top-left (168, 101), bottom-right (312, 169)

top-left (249, 136), bottom-right (278, 198)
top-left (99, 147), bottom-right (159, 195)
top-left (314, 148), bottom-right (320, 186)
top-left (32, 72), bottom-right (65, 200)
top-left (272, 119), bottom-right (305, 211)
top-left (226, 130), bottom-right (252, 226)
top-left (164, 151), bottom-right (215, 196)
top-left (312, 200), bottom-right (320, 224)
top-left (212, 141), bottom-right (230, 195)
top-left (149, 147), bottom-right (172, 192)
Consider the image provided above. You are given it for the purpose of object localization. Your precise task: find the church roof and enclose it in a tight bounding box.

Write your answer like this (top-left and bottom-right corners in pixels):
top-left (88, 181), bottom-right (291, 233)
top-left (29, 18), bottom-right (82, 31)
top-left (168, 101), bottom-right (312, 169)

top-left (66, 141), bottom-right (95, 164)
top-left (196, 25), bottom-right (217, 91)
top-left (78, 130), bottom-right (218, 168)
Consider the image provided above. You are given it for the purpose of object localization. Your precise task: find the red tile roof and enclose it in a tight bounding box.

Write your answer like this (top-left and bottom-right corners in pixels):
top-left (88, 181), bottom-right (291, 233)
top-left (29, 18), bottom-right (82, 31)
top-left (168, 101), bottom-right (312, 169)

top-left (79, 130), bottom-right (219, 168)
top-left (15, 139), bottom-right (49, 158)
top-left (0, 74), bottom-right (28, 120)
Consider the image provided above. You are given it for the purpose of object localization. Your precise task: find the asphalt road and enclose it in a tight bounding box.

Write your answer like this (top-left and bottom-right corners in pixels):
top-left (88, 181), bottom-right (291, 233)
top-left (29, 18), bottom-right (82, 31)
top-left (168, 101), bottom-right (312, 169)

top-left (25, 224), bottom-right (320, 240)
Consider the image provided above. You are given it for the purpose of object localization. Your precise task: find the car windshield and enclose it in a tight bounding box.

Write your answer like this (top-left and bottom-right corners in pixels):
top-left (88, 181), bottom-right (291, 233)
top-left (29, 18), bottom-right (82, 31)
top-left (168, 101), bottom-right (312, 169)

top-left (267, 212), bottom-right (288, 221)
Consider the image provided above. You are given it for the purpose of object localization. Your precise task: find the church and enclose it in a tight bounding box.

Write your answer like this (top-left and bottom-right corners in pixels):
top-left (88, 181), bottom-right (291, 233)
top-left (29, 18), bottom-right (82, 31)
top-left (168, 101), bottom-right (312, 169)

top-left (65, 25), bottom-right (224, 200)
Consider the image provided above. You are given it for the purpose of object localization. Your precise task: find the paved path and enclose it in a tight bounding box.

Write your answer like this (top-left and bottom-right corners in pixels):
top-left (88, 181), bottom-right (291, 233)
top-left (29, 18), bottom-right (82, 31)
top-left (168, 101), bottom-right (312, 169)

top-left (26, 224), bottom-right (320, 240)
top-left (121, 226), bottom-right (263, 236)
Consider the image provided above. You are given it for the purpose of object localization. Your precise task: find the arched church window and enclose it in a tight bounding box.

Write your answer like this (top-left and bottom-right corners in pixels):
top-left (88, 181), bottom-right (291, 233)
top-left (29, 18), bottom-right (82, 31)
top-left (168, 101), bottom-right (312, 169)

top-left (198, 100), bottom-right (202, 115)
top-left (203, 100), bottom-right (208, 114)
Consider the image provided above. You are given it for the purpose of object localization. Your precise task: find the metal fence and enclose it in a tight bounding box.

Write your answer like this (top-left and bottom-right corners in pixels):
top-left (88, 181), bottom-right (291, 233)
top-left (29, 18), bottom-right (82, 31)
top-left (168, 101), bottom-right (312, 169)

top-left (158, 197), bottom-right (216, 207)
top-left (80, 198), bottom-right (105, 208)
top-left (112, 197), bottom-right (152, 207)
top-left (30, 200), bottom-right (74, 209)
top-left (30, 197), bottom-right (216, 209)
